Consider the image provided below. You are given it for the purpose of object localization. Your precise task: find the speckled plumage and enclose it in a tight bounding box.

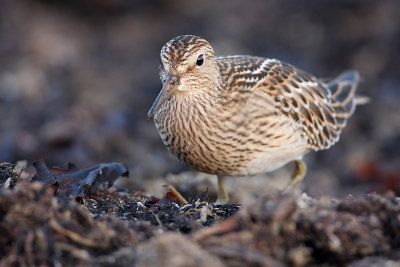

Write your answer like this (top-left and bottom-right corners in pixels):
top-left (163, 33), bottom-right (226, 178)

top-left (148, 35), bottom-right (363, 203)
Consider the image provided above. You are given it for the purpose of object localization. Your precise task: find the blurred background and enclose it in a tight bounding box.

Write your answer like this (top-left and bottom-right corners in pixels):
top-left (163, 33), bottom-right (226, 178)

top-left (0, 0), bottom-right (399, 199)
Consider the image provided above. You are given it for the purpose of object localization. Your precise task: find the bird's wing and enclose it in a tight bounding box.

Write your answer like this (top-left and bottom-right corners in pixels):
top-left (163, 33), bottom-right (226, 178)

top-left (216, 56), bottom-right (356, 150)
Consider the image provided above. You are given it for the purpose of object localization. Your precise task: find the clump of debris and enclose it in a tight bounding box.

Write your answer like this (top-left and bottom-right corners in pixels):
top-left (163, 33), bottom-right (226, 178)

top-left (0, 160), bottom-right (399, 266)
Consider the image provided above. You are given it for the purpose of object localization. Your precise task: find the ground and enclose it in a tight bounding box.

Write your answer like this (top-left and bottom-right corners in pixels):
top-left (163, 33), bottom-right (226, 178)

top-left (0, 161), bottom-right (399, 266)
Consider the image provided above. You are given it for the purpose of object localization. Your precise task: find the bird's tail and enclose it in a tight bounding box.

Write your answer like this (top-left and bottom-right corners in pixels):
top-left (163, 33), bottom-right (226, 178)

top-left (328, 70), bottom-right (368, 117)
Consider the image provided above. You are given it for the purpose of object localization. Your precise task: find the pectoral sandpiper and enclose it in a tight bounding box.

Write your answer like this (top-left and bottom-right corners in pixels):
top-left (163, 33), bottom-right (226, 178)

top-left (148, 35), bottom-right (366, 203)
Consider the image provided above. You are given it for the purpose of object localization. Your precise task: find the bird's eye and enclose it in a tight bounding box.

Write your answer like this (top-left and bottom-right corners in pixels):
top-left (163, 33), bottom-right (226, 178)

top-left (196, 54), bottom-right (204, 66)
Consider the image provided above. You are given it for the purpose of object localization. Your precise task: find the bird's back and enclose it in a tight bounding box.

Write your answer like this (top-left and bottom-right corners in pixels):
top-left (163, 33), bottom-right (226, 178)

top-left (216, 56), bottom-right (360, 151)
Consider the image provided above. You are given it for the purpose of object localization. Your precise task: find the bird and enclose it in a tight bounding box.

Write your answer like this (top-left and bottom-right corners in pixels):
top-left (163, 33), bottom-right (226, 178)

top-left (148, 35), bottom-right (366, 204)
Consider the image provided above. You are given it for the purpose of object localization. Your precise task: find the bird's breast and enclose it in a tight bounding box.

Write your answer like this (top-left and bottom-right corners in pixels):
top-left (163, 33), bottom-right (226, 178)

top-left (154, 98), bottom-right (245, 175)
top-left (153, 93), bottom-right (308, 176)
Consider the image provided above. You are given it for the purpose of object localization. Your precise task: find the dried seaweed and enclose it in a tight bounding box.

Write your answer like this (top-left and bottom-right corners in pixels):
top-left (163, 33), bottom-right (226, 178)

top-left (1, 163), bottom-right (400, 266)
top-left (31, 159), bottom-right (129, 198)
top-left (195, 191), bottom-right (400, 266)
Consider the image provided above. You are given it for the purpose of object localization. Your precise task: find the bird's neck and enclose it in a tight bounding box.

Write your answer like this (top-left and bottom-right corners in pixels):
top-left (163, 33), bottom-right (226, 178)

top-left (180, 79), bottom-right (223, 112)
top-left (155, 80), bottom-right (222, 125)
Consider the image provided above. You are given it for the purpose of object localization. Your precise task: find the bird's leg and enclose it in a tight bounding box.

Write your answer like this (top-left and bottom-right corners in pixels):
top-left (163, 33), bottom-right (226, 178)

top-left (283, 159), bottom-right (307, 193)
top-left (215, 175), bottom-right (229, 204)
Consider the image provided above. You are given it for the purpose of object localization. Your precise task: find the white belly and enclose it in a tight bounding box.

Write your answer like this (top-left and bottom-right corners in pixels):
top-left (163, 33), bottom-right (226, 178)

top-left (240, 146), bottom-right (307, 176)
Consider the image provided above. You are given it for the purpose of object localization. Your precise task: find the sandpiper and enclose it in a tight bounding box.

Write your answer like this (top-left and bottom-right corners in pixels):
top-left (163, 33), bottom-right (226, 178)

top-left (148, 35), bottom-right (366, 203)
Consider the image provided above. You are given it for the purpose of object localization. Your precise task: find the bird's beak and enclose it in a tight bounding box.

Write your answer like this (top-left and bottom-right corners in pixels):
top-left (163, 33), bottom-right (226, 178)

top-left (147, 74), bottom-right (179, 119)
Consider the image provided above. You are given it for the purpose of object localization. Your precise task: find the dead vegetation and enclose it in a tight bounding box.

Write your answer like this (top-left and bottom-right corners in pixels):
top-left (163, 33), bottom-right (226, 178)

top-left (0, 161), bottom-right (399, 266)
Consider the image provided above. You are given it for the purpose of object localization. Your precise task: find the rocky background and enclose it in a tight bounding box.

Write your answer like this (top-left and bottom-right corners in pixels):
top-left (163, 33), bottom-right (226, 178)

top-left (0, 0), bottom-right (400, 265)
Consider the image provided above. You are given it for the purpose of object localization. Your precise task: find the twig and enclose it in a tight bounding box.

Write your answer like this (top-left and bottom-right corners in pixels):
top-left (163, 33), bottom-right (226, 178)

top-left (49, 219), bottom-right (109, 250)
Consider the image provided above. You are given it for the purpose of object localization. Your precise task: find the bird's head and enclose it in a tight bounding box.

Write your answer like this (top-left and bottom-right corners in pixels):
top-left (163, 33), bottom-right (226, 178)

top-left (148, 35), bottom-right (221, 119)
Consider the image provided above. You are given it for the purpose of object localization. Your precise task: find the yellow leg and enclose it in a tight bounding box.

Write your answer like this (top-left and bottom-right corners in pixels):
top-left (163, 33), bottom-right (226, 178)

top-left (283, 159), bottom-right (307, 193)
top-left (215, 175), bottom-right (229, 204)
